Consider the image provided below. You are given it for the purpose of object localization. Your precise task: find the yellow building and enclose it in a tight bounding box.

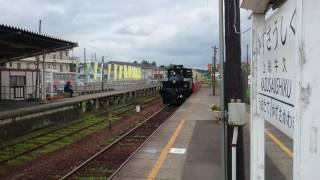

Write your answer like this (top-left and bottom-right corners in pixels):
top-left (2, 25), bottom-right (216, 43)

top-left (107, 61), bottom-right (142, 81)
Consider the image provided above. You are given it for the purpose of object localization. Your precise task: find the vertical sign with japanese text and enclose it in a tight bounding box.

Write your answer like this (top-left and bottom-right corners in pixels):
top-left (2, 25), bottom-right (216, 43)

top-left (255, 1), bottom-right (296, 138)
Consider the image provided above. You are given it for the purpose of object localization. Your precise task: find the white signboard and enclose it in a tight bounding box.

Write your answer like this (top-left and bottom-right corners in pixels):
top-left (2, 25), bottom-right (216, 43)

top-left (255, 1), bottom-right (296, 138)
top-left (170, 148), bottom-right (186, 154)
top-left (249, 0), bottom-right (320, 179)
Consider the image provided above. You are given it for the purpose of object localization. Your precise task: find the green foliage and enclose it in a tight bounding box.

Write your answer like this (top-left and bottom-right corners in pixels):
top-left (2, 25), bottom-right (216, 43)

top-left (210, 104), bottom-right (221, 111)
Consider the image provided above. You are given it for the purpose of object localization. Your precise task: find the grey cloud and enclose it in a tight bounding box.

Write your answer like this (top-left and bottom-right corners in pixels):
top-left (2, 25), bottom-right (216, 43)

top-left (0, 0), bottom-right (252, 69)
top-left (115, 24), bottom-right (154, 36)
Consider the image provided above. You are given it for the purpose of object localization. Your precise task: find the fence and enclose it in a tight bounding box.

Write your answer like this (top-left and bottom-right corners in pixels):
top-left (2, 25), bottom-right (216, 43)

top-left (0, 80), bottom-right (159, 101)
top-left (75, 80), bottom-right (158, 96)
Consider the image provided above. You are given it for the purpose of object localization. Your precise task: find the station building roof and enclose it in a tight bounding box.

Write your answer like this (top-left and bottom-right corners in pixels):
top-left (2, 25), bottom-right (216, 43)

top-left (0, 24), bottom-right (78, 64)
top-left (107, 60), bottom-right (162, 70)
top-left (107, 61), bottom-right (143, 67)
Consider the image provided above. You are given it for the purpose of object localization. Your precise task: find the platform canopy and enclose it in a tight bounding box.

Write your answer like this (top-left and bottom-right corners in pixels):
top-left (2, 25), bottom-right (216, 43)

top-left (0, 24), bottom-right (78, 63)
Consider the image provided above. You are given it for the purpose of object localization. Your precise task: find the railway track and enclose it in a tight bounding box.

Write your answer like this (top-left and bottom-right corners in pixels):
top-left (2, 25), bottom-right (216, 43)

top-left (0, 96), bottom-right (160, 165)
top-left (60, 105), bottom-right (177, 180)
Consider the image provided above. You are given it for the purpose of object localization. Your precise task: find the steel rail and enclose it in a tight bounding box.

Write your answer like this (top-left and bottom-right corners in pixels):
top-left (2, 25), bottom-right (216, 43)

top-left (108, 106), bottom-right (176, 180)
top-left (60, 105), bottom-right (175, 180)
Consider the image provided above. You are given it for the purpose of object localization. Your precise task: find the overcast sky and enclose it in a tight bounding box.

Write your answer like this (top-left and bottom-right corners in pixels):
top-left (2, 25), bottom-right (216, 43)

top-left (0, 0), bottom-right (250, 69)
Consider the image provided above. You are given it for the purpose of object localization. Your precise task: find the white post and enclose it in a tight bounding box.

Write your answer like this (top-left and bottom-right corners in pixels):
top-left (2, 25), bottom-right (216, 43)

top-left (232, 126), bottom-right (239, 180)
top-left (250, 14), bottom-right (265, 180)
top-left (294, 0), bottom-right (320, 179)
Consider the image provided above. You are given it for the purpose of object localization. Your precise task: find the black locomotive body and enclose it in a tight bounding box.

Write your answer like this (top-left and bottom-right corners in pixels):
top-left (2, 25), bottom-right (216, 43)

top-left (160, 65), bottom-right (193, 105)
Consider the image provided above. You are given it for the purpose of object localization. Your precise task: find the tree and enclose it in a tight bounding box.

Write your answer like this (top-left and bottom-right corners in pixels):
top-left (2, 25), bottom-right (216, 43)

top-left (141, 60), bottom-right (150, 66)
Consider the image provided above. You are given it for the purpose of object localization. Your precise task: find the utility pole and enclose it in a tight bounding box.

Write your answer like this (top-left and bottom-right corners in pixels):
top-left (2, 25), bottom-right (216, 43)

top-left (246, 44), bottom-right (249, 91)
top-left (212, 46), bottom-right (218, 96)
top-left (102, 56), bottom-right (104, 91)
top-left (35, 19), bottom-right (41, 100)
top-left (224, 0), bottom-right (245, 180)
top-left (84, 48), bottom-right (86, 94)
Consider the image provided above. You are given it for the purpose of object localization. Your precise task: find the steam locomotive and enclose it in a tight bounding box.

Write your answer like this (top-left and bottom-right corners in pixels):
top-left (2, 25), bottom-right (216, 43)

top-left (160, 65), bottom-right (193, 105)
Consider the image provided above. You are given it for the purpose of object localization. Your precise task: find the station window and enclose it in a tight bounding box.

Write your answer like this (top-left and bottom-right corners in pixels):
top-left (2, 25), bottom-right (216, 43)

top-left (10, 76), bottom-right (25, 87)
top-left (60, 52), bottom-right (63, 59)
top-left (53, 54), bottom-right (56, 59)
top-left (9, 62), bottom-right (13, 67)
top-left (17, 63), bottom-right (21, 69)
top-left (60, 64), bottom-right (63, 72)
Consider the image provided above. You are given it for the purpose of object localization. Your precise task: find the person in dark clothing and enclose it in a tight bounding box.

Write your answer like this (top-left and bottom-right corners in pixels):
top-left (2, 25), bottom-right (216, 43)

top-left (64, 81), bottom-right (73, 97)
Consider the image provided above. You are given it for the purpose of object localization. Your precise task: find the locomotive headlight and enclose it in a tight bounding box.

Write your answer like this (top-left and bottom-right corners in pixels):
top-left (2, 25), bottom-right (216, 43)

top-left (173, 80), bottom-right (176, 84)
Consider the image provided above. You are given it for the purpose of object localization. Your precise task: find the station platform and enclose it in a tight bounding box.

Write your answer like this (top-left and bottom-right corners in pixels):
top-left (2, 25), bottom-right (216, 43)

top-left (111, 86), bottom-right (293, 180)
top-left (0, 85), bottom-right (157, 121)
top-left (0, 101), bottom-right (40, 112)
top-left (113, 87), bottom-right (221, 180)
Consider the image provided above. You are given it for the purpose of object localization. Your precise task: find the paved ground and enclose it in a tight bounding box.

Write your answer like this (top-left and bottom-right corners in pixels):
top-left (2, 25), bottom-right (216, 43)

top-left (265, 122), bottom-right (293, 180)
top-left (243, 107), bottom-right (293, 180)
top-left (113, 87), bottom-right (293, 180)
top-left (113, 87), bottom-right (221, 180)
top-left (0, 101), bottom-right (40, 111)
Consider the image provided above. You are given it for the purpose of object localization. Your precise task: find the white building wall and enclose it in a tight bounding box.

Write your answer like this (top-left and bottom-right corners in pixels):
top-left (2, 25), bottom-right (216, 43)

top-left (1, 50), bottom-right (74, 100)
top-left (0, 70), bottom-right (38, 100)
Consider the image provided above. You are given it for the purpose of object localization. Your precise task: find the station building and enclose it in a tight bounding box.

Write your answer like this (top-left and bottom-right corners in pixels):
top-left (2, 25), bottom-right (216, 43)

top-left (0, 24), bottom-right (78, 101)
top-left (77, 61), bottom-right (165, 83)
top-left (0, 50), bottom-right (77, 100)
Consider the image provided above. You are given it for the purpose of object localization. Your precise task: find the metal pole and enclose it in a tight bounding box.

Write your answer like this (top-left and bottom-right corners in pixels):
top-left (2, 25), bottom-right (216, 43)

top-left (42, 50), bottom-right (46, 102)
top-left (84, 48), bottom-right (86, 94)
top-left (102, 56), bottom-right (104, 92)
top-left (35, 56), bottom-right (40, 100)
top-left (35, 19), bottom-right (42, 101)
top-left (213, 46), bottom-right (217, 96)
top-left (211, 56), bottom-right (214, 94)
top-left (219, 0), bottom-right (226, 179)
top-left (246, 44), bottom-right (249, 90)
top-left (39, 19), bottom-right (42, 34)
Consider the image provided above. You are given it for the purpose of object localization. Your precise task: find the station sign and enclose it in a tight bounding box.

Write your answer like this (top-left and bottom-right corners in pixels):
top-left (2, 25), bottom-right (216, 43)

top-left (248, 0), bottom-right (320, 179)
top-left (255, 0), bottom-right (296, 138)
